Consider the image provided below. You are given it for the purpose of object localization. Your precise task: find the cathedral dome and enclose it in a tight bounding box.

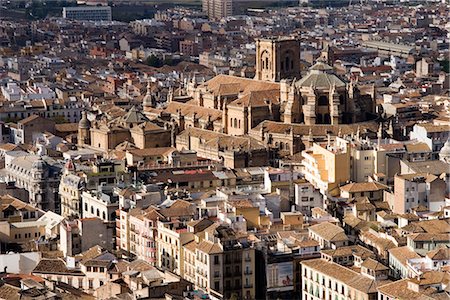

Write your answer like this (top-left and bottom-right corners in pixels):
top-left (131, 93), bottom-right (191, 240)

top-left (296, 61), bottom-right (346, 89)
top-left (79, 111), bottom-right (91, 129)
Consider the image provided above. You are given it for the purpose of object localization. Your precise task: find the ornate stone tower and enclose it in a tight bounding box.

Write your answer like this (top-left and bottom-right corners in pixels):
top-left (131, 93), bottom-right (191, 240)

top-left (255, 37), bottom-right (301, 82)
top-left (78, 111), bottom-right (91, 146)
top-left (143, 81), bottom-right (155, 111)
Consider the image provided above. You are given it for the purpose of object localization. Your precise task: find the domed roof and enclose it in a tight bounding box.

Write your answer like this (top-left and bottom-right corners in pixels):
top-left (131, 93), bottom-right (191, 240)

top-left (296, 61), bottom-right (346, 89)
top-left (79, 111), bottom-right (91, 129)
top-left (32, 156), bottom-right (47, 171)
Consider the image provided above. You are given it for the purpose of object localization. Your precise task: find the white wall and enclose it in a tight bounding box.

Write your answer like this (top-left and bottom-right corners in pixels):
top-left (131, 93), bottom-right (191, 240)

top-left (0, 252), bottom-right (41, 274)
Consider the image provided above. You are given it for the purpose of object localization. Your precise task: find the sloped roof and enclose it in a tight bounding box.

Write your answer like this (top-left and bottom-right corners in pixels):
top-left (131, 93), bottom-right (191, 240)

top-left (309, 222), bottom-right (349, 242)
top-left (296, 62), bottom-right (346, 89)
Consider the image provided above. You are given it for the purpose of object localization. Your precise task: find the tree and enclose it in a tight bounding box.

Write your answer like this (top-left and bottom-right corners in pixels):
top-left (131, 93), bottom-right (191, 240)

top-left (146, 55), bottom-right (163, 67)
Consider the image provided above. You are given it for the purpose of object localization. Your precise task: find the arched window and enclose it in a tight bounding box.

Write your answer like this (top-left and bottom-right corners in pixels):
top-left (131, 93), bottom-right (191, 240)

top-left (280, 142), bottom-right (284, 150)
top-left (265, 57), bottom-right (269, 70)
top-left (285, 56), bottom-right (290, 71)
top-left (233, 118), bottom-right (237, 128)
top-left (318, 96), bottom-right (328, 106)
top-left (102, 211), bottom-right (106, 220)
top-left (96, 209), bottom-right (100, 217)
top-left (238, 119), bottom-right (241, 128)
top-left (285, 143), bottom-right (290, 152)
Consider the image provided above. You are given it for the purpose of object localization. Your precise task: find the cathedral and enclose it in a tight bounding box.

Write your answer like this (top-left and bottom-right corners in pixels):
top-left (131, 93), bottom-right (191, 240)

top-left (147, 37), bottom-right (376, 138)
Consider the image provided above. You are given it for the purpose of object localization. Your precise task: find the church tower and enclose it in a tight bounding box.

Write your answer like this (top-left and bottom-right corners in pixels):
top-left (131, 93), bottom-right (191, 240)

top-left (143, 81), bottom-right (155, 111)
top-left (255, 37), bottom-right (301, 82)
top-left (78, 111), bottom-right (91, 146)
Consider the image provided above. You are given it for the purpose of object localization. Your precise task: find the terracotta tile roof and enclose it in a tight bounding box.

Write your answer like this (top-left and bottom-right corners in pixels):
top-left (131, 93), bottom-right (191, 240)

top-left (405, 142), bottom-right (431, 153)
top-left (179, 127), bottom-right (266, 151)
top-left (163, 101), bottom-right (222, 122)
top-left (183, 240), bottom-right (197, 252)
top-left (33, 259), bottom-right (83, 275)
top-left (309, 222), bottom-right (349, 242)
top-left (127, 147), bottom-right (176, 157)
top-left (426, 248), bottom-right (450, 261)
top-left (229, 89), bottom-right (280, 107)
top-left (0, 195), bottom-right (38, 212)
top-left (228, 199), bottom-right (254, 209)
top-left (252, 120), bottom-right (379, 137)
top-left (321, 245), bottom-right (375, 260)
top-left (160, 200), bottom-right (196, 218)
top-left (302, 259), bottom-right (382, 294)
top-left (18, 115), bottom-right (49, 125)
top-left (202, 74), bottom-right (279, 97)
top-left (361, 258), bottom-right (388, 271)
top-left (55, 123), bottom-right (79, 133)
top-left (416, 123), bottom-right (449, 133)
top-left (409, 233), bottom-right (449, 242)
top-left (388, 246), bottom-right (421, 265)
top-left (0, 284), bottom-right (20, 300)
top-left (340, 182), bottom-right (388, 193)
top-left (0, 143), bottom-right (23, 151)
top-left (196, 240), bottom-right (222, 254)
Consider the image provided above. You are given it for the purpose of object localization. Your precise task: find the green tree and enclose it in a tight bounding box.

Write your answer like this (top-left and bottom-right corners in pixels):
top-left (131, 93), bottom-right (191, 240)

top-left (146, 55), bottom-right (163, 67)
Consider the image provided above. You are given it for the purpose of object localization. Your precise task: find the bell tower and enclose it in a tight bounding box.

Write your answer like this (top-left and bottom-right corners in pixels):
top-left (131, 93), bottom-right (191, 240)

top-left (255, 37), bottom-right (301, 82)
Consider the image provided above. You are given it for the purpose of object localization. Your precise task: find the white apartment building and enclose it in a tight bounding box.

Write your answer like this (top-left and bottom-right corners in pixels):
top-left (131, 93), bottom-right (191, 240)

top-left (62, 6), bottom-right (112, 21)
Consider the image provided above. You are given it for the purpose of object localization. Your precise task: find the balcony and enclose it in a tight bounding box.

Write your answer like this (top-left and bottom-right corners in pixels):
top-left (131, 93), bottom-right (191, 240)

top-left (244, 256), bottom-right (251, 262)
top-left (244, 270), bottom-right (252, 275)
top-left (244, 283), bottom-right (253, 289)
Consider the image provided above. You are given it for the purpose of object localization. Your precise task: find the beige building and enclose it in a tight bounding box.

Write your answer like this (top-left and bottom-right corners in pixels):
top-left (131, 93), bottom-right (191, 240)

top-left (386, 173), bottom-right (446, 214)
top-left (176, 127), bottom-right (269, 169)
top-left (59, 159), bottom-right (85, 218)
top-left (183, 223), bottom-right (256, 300)
top-left (78, 106), bottom-right (171, 152)
top-left (202, 0), bottom-right (232, 20)
top-left (301, 258), bottom-right (385, 300)
top-left (156, 200), bottom-right (196, 276)
top-left (308, 222), bottom-right (349, 249)
top-left (302, 137), bottom-right (351, 196)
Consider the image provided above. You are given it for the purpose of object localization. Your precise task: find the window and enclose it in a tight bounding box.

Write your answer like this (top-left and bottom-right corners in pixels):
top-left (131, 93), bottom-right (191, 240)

top-left (318, 96), bottom-right (328, 106)
top-left (88, 279), bottom-right (93, 289)
top-left (214, 255), bottom-right (219, 265)
top-left (214, 281), bottom-right (220, 291)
